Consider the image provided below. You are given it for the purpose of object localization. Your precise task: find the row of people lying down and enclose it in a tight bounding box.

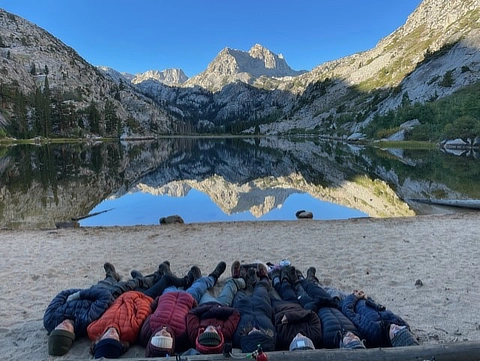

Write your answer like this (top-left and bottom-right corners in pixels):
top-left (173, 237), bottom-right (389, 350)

top-left (44, 260), bottom-right (419, 358)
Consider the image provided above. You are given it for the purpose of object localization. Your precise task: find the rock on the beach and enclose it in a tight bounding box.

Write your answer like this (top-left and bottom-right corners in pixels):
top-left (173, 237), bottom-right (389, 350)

top-left (159, 215), bottom-right (185, 224)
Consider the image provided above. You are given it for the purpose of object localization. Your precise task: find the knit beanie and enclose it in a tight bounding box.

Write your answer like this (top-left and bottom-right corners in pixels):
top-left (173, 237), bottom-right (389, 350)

top-left (391, 327), bottom-right (419, 347)
top-left (146, 334), bottom-right (175, 357)
top-left (198, 331), bottom-right (222, 346)
top-left (196, 329), bottom-right (224, 354)
top-left (93, 338), bottom-right (123, 359)
top-left (48, 329), bottom-right (75, 356)
top-left (152, 335), bottom-right (173, 348)
top-left (289, 334), bottom-right (315, 351)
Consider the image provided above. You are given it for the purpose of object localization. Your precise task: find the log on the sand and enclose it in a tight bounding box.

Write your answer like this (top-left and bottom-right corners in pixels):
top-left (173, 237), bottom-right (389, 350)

top-left (408, 198), bottom-right (480, 210)
top-left (120, 341), bottom-right (480, 361)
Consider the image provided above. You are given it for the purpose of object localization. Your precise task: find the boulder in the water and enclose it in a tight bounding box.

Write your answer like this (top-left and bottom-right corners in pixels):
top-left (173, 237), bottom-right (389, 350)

top-left (159, 215), bottom-right (185, 224)
top-left (295, 210), bottom-right (313, 219)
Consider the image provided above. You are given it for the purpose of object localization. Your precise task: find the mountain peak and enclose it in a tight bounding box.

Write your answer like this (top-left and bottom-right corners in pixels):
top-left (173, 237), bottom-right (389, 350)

top-left (132, 68), bottom-right (188, 85)
top-left (249, 43), bottom-right (268, 53)
top-left (249, 43), bottom-right (283, 59)
top-left (185, 44), bottom-right (306, 91)
top-left (248, 43), bottom-right (286, 66)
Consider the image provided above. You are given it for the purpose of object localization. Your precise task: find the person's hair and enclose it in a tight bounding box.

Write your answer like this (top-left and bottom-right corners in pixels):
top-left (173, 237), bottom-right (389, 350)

top-left (239, 324), bottom-right (274, 338)
top-left (240, 330), bottom-right (276, 353)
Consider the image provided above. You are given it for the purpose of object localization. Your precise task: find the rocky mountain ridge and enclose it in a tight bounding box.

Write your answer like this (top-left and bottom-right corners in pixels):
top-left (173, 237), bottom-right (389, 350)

top-left (257, 0), bottom-right (480, 136)
top-left (1, 0), bottom-right (479, 139)
top-left (122, 0), bottom-right (480, 137)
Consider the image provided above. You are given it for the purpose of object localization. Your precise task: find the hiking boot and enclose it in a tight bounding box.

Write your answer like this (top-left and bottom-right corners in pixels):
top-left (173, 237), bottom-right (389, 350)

top-left (288, 266), bottom-right (299, 285)
top-left (157, 261), bottom-right (172, 276)
top-left (104, 262), bottom-right (121, 281)
top-left (231, 260), bottom-right (241, 278)
top-left (280, 266), bottom-right (291, 284)
top-left (131, 270), bottom-right (143, 279)
top-left (186, 265), bottom-right (202, 286)
top-left (257, 263), bottom-right (268, 280)
top-left (209, 261), bottom-right (227, 281)
top-left (306, 267), bottom-right (320, 284)
top-left (104, 262), bottom-right (115, 274)
top-left (296, 269), bottom-right (304, 281)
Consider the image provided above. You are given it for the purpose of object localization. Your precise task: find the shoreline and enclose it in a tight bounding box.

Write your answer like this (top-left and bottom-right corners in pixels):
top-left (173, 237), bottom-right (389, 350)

top-left (2, 212), bottom-right (479, 359)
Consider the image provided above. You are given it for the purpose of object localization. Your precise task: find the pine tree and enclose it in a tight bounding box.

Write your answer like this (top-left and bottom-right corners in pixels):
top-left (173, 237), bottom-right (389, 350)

top-left (104, 99), bottom-right (119, 136)
top-left (42, 77), bottom-right (52, 137)
top-left (33, 81), bottom-right (52, 137)
top-left (11, 89), bottom-right (29, 138)
top-left (87, 100), bottom-right (101, 134)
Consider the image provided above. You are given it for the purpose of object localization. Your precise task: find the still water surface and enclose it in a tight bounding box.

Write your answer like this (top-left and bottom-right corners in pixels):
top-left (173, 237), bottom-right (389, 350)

top-left (0, 137), bottom-right (478, 229)
top-left (80, 191), bottom-right (367, 226)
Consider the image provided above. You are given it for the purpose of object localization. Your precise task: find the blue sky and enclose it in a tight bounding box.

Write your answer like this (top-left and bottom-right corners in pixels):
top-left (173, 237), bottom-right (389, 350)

top-left (2, 0), bottom-right (421, 77)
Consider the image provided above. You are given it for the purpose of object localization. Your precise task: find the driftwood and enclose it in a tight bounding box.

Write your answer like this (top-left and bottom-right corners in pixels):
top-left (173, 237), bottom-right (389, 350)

top-left (71, 208), bottom-right (115, 221)
top-left (100, 341), bottom-right (480, 361)
top-left (55, 208), bottom-right (114, 228)
top-left (408, 199), bottom-right (480, 210)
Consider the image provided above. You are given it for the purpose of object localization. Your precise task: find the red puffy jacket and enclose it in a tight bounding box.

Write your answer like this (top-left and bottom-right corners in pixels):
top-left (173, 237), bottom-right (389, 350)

top-left (87, 291), bottom-right (153, 343)
top-left (139, 291), bottom-right (196, 352)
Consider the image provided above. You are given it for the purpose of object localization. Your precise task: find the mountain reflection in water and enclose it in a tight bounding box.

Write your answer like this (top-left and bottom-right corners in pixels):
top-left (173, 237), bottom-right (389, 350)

top-left (0, 137), bottom-right (478, 229)
top-left (80, 190), bottom-right (367, 227)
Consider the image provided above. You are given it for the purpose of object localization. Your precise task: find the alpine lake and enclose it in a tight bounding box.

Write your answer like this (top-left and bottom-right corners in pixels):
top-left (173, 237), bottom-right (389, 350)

top-left (1, 136), bottom-right (479, 230)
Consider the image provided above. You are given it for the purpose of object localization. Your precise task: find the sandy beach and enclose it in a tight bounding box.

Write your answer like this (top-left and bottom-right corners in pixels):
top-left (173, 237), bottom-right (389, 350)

top-left (1, 212), bottom-right (480, 360)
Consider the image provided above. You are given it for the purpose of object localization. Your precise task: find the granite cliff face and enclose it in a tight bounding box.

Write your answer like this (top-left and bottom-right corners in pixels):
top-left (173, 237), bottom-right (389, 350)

top-left (131, 68), bottom-right (188, 86)
top-left (0, 10), bottom-right (179, 136)
top-left (183, 44), bottom-right (306, 92)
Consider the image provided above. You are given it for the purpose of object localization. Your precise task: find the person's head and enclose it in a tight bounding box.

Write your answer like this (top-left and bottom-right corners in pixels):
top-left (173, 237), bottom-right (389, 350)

top-left (92, 327), bottom-right (126, 359)
top-left (101, 326), bottom-right (120, 341)
top-left (339, 331), bottom-right (366, 349)
top-left (389, 324), bottom-right (419, 347)
top-left (48, 319), bottom-right (76, 356)
top-left (196, 325), bottom-right (224, 354)
top-left (240, 326), bottom-right (276, 353)
top-left (289, 333), bottom-right (315, 351)
top-left (145, 326), bottom-right (175, 357)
